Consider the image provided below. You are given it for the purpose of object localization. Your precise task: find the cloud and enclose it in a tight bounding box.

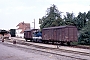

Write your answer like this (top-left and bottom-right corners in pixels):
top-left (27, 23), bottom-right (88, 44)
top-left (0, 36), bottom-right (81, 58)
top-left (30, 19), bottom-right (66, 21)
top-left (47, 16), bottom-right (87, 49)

top-left (36, 0), bottom-right (90, 5)
top-left (0, 9), bottom-right (2, 13)
top-left (14, 6), bottom-right (35, 11)
top-left (0, 6), bottom-right (35, 15)
top-left (0, 0), bottom-right (90, 29)
top-left (57, 3), bottom-right (90, 16)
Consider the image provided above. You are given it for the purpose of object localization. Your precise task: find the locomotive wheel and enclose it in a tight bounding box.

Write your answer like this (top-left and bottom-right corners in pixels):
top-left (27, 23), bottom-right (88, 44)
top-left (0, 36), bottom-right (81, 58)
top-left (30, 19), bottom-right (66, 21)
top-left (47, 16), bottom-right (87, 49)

top-left (45, 41), bottom-right (49, 44)
top-left (42, 40), bottom-right (48, 44)
top-left (61, 41), bottom-right (64, 45)
top-left (52, 42), bottom-right (54, 44)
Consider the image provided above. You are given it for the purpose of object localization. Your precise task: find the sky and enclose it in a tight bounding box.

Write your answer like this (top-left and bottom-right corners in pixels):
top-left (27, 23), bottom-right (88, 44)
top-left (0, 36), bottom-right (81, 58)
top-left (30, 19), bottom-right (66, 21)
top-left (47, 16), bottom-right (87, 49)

top-left (0, 0), bottom-right (90, 30)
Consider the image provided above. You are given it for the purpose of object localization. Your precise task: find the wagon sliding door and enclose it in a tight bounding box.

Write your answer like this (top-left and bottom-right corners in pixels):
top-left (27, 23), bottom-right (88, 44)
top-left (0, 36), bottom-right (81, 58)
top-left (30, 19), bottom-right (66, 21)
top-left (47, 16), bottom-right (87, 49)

top-left (61, 28), bottom-right (65, 41)
top-left (53, 29), bottom-right (57, 41)
top-left (56, 28), bottom-right (62, 41)
top-left (64, 28), bottom-right (69, 41)
top-left (68, 28), bottom-right (74, 41)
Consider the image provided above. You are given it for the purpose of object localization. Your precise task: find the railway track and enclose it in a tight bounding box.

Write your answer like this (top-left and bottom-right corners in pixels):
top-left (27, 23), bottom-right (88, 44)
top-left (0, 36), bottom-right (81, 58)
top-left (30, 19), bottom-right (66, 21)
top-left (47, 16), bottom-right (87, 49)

top-left (3, 38), bottom-right (90, 55)
top-left (0, 38), bottom-right (90, 60)
top-left (0, 40), bottom-right (90, 60)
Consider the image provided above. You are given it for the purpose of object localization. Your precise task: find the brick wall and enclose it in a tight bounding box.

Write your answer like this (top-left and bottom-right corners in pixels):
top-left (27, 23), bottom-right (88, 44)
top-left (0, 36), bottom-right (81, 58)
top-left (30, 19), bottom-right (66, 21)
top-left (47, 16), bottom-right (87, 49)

top-left (16, 22), bottom-right (30, 33)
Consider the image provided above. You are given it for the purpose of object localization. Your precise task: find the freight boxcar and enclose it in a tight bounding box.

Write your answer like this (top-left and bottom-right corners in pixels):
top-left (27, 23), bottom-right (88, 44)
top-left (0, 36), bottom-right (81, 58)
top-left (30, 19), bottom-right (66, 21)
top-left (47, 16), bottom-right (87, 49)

top-left (0, 30), bottom-right (11, 39)
top-left (10, 29), bottom-right (16, 37)
top-left (24, 29), bottom-right (42, 42)
top-left (42, 25), bottom-right (78, 45)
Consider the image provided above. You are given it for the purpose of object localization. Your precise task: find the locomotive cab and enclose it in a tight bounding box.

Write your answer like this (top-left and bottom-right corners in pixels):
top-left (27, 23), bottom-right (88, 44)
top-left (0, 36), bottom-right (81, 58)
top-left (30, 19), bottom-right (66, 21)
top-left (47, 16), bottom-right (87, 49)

top-left (32, 31), bottom-right (42, 42)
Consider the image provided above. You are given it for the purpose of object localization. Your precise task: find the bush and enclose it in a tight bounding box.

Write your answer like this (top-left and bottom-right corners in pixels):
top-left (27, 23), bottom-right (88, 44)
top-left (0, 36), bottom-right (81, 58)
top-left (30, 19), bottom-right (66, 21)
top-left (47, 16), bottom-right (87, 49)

top-left (78, 31), bottom-right (90, 45)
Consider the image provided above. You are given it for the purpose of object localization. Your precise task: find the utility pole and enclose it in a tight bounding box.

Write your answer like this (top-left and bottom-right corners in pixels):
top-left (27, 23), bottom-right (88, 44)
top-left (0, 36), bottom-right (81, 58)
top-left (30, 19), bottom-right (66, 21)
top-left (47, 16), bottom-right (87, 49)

top-left (34, 19), bottom-right (35, 29)
top-left (32, 19), bottom-right (35, 29)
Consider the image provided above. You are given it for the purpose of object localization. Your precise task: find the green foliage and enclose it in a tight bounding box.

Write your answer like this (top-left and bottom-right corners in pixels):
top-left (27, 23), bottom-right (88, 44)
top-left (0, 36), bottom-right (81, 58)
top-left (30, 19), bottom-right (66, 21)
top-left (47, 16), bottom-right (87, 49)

top-left (78, 31), bottom-right (90, 44)
top-left (64, 12), bottom-right (75, 25)
top-left (73, 12), bottom-right (87, 30)
top-left (39, 4), bottom-right (90, 45)
top-left (39, 4), bottom-right (64, 29)
top-left (78, 20), bottom-right (90, 44)
top-left (86, 11), bottom-right (90, 20)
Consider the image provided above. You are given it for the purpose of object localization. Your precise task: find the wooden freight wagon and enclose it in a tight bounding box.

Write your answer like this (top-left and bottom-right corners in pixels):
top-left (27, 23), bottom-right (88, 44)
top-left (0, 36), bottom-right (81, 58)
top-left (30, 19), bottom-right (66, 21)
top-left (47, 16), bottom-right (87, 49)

top-left (10, 29), bottom-right (16, 37)
top-left (0, 30), bottom-right (11, 39)
top-left (24, 29), bottom-right (39, 41)
top-left (42, 25), bottom-right (78, 45)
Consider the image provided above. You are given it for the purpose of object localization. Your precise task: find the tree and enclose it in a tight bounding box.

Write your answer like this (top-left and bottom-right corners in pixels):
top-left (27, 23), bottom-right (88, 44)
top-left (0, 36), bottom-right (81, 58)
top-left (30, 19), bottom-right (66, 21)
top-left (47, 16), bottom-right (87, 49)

top-left (39, 4), bottom-right (64, 29)
top-left (51, 17), bottom-right (64, 26)
top-left (74, 12), bottom-right (87, 30)
top-left (86, 10), bottom-right (90, 20)
top-left (64, 12), bottom-right (75, 25)
top-left (78, 20), bottom-right (90, 44)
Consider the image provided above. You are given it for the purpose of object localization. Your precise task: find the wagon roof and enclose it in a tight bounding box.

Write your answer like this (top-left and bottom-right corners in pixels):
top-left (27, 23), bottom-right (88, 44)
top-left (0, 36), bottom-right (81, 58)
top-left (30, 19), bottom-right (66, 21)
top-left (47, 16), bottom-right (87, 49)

top-left (43, 25), bottom-right (76, 30)
top-left (24, 29), bottom-right (39, 32)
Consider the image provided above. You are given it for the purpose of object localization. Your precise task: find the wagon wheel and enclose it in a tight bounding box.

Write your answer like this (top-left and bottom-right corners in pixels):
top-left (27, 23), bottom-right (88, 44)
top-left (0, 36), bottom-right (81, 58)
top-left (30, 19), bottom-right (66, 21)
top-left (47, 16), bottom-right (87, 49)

top-left (61, 41), bottom-right (64, 45)
top-left (25, 39), bottom-right (28, 42)
top-left (67, 42), bottom-right (71, 46)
